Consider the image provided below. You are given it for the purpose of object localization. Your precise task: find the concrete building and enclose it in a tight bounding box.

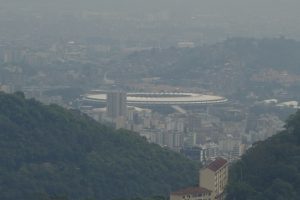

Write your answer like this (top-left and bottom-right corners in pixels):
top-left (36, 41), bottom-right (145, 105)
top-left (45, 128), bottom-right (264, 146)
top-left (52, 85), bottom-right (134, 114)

top-left (203, 142), bottom-right (219, 161)
top-left (163, 131), bottom-right (184, 151)
top-left (177, 42), bottom-right (195, 48)
top-left (170, 187), bottom-right (212, 200)
top-left (180, 146), bottom-right (207, 164)
top-left (165, 114), bottom-right (186, 132)
top-left (171, 158), bottom-right (228, 200)
top-left (199, 158), bottom-right (228, 200)
top-left (0, 84), bottom-right (13, 93)
top-left (218, 135), bottom-right (242, 161)
top-left (106, 91), bottom-right (127, 118)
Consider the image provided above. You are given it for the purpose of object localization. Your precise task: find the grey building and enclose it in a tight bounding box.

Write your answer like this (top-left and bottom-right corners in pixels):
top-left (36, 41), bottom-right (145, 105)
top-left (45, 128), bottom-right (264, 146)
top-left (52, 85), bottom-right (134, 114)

top-left (106, 91), bottom-right (127, 118)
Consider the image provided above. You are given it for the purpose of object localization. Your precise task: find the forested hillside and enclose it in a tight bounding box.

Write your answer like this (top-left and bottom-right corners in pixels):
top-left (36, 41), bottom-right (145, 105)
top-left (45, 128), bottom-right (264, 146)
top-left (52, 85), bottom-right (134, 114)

top-left (226, 110), bottom-right (300, 200)
top-left (0, 92), bottom-right (199, 200)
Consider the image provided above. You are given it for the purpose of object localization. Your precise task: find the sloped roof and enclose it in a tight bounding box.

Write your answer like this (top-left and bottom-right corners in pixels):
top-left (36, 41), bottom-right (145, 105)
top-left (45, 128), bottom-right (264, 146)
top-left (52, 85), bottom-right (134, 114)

top-left (207, 157), bottom-right (228, 172)
top-left (171, 187), bottom-right (211, 196)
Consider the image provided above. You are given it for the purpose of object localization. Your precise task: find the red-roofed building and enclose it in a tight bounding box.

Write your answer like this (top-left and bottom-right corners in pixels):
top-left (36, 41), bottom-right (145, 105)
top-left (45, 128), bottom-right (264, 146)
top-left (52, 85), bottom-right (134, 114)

top-left (199, 157), bottom-right (228, 200)
top-left (170, 187), bottom-right (212, 200)
top-left (170, 158), bottom-right (228, 200)
top-left (207, 157), bottom-right (227, 172)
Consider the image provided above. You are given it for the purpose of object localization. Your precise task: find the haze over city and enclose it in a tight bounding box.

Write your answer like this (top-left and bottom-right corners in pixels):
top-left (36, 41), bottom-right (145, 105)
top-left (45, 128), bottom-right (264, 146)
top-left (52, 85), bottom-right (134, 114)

top-left (1, 0), bottom-right (300, 46)
top-left (1, 1), bottom-right (300, 200)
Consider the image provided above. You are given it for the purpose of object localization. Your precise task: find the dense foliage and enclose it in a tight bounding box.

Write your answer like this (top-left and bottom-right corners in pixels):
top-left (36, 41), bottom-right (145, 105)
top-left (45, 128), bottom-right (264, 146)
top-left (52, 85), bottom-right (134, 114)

top-left (226, 110), bottom-right (300, 200)
top-left (0, 92), bottom-right (198, 200)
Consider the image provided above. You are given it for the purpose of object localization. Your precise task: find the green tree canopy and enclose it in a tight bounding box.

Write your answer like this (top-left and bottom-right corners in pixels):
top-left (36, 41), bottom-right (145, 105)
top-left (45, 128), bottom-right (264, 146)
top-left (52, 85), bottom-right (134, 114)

top-left (0, 92), bottom-right (199, 200)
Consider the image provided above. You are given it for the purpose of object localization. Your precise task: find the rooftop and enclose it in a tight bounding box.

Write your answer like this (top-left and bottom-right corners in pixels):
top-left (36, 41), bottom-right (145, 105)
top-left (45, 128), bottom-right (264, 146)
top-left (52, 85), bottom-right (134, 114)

top-left (207, 157), bottom-right (228, 172)
top-left (171, 187), bottom-right (211, 196)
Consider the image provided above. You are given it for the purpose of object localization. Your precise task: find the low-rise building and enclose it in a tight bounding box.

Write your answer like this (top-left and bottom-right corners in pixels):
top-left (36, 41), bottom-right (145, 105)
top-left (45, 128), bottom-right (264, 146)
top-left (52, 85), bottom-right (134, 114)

top-left (170, 187), bottom-right (212, 200)
top-left (180, 146), bottom-right (207, 164)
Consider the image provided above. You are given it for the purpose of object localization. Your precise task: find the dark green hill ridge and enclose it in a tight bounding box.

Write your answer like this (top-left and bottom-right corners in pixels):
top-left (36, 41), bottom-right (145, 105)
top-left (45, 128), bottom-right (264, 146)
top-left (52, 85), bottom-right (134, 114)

top-left (226, 110), bottom-right (300, 200)
top-left (0, 92), bottom-right (198, 200)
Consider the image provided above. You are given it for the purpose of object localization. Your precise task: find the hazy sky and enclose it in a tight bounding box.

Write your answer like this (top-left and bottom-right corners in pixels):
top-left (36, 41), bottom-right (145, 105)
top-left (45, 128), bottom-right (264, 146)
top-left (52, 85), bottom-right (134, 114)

top-left (1, 0), bottom-right (300, 44)
top-left (2, 0), bottom-right (300, 13)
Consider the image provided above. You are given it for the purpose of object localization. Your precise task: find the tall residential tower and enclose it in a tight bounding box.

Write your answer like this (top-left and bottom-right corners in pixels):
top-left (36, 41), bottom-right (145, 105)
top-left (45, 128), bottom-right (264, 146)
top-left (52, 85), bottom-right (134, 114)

top-left (106, 91), bottom-right (127, 119)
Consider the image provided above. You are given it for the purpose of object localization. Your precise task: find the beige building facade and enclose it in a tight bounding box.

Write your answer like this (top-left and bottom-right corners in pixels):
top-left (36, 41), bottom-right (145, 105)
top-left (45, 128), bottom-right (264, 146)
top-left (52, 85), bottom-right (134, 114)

top-left (199, 158), bottom-right (228, 200)
top-left (170, 157), bottom-right (228, 200)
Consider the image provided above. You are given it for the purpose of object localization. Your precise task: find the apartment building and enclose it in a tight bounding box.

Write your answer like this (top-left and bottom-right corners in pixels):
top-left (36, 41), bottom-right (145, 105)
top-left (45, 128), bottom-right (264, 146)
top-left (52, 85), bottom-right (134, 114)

top-left (199, 158), bottom-right (228, 200)
top-left (170, 157), bottom-right (228, 200)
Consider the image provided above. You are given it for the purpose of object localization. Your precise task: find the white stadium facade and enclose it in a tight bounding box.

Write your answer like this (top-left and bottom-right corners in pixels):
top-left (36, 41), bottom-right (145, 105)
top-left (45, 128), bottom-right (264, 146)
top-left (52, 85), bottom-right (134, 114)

top-left (84, 91), bottom-right (228, 106)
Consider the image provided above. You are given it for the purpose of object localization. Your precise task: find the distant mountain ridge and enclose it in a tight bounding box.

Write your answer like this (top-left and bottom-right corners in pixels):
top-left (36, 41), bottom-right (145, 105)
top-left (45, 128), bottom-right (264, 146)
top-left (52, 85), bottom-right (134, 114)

top-left (108, 37), bottom-right (300, 99)
top-left (110, 37), bottom-right (300, 79)
top-left (0, 92), bottom-right (198, 200)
